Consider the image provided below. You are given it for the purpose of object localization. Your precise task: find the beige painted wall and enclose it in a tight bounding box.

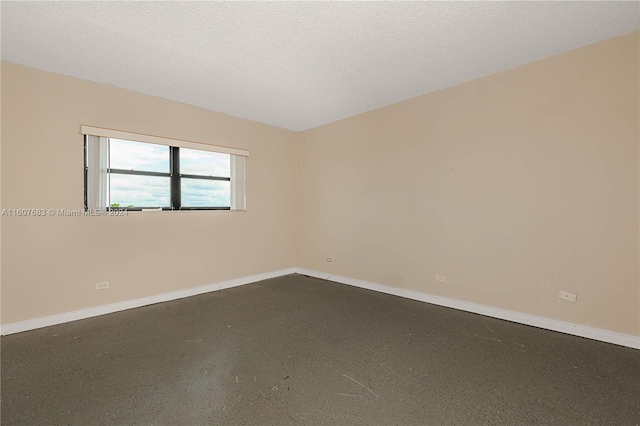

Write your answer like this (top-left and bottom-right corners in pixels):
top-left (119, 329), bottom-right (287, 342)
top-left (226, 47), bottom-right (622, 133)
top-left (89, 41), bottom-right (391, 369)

top-left (2, 32), bottom-right (638, 336)
top-left (1, 62), bottom-right (298, 324)
top-left (297, 32), bottom-right (640, 336)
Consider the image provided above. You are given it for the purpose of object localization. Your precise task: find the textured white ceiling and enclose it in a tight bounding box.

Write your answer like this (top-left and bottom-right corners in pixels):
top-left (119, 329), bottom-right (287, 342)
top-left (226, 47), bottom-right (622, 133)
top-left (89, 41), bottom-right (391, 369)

top-left (2, 1), bottom-right (638, 131)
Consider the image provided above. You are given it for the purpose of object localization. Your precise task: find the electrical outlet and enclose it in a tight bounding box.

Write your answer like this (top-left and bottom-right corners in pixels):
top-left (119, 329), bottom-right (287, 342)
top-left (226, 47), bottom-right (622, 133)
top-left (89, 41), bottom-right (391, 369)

top-left (96, 282), bottom-right (109, 290)
top-left (435, 275), bottom-right (447, 283)
top-left (326, 258), bottom-right (332, 263)
top-left (558, 290), bottom-right (577, 302)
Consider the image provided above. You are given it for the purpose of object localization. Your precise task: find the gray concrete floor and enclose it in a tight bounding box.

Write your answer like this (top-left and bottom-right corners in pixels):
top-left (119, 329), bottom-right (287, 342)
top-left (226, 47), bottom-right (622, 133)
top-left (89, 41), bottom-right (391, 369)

top-left (1, 273), bottom-right (639, 425)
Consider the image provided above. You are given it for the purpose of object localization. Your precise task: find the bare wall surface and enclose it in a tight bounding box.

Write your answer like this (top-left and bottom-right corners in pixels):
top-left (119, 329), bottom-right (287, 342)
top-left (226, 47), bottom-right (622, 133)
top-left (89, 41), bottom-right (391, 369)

top-left (1, 62), bottom-right (298, 324)
top-left (297, 32), bottom-right (640, 336)
top-left (2, 32), bottom-right (639, 338)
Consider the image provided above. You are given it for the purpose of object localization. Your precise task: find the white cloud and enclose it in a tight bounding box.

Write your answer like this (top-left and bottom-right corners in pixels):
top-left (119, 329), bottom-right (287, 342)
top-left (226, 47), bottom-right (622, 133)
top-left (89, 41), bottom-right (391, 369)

top-left (109, 139), bottom-right (169, 172)
top-left (180, 148), bottom-right (230, 177)
top-left (107, 139), bottom-right (231, 207)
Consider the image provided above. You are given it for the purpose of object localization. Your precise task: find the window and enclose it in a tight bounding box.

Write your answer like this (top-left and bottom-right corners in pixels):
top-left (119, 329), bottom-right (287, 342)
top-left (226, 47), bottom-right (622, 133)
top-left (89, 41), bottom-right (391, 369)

top-left (83, 127), bottom-right (247, 211)
top-left (108, 139), bottom-right (171, 209)
top-left (180, 148), bottom-right (231, 208)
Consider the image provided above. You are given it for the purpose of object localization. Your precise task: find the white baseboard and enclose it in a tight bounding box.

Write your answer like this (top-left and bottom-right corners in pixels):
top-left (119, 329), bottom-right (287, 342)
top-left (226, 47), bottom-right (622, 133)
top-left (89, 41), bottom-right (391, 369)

top-left (3, 267), bottom-right (638, 350)
top-left (294, 268), bottom-right (640, 350)
top-left (0, 267), bottom-right (296, 336)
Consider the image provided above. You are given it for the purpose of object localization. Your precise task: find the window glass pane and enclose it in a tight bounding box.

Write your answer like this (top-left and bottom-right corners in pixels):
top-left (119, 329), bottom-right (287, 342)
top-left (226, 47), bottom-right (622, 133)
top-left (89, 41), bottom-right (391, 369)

top-left (109, 139), bottom-right (170, 173)
top-left (181, 179), bottom-right (230, 207)
top-left (109, 174), bottom-right (170, 208)
top-left (180, 149), bottom-right (230, 178)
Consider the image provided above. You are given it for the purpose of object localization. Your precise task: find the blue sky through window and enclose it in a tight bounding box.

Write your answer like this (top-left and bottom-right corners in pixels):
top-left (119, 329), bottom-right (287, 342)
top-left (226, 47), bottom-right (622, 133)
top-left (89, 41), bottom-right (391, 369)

top-left (109, 175), bottom-right (171, 207)
top-left (107, 139), bottom-right (231, 207)
top-left (181, 148), bottom-right (230, 178)
top-left (109, 139), bottom-right (169, 172)
top-left (182, 179), bottom-right (230, 207)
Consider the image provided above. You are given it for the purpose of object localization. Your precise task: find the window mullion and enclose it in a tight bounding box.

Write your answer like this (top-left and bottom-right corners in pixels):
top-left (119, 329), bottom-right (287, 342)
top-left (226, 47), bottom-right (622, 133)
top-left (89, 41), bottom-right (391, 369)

top-left (171, 146), bottom-right (181, 210)
top-left (107, 169), bottom-right (171, 178)
top-left (83, 136), bottom-right (88, 210)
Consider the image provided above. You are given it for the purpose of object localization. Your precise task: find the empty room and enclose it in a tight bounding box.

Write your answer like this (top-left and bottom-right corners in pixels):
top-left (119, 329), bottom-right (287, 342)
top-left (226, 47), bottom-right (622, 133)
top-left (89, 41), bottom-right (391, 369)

top-left (1, 1), bottom-right (639, 425)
